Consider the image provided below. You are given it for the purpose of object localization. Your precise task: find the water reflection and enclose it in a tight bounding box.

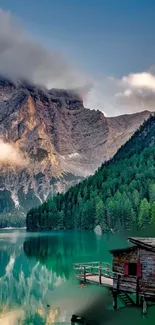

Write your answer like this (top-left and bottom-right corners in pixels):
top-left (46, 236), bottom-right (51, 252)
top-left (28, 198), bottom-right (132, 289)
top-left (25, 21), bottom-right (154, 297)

top-left (1, 229), bottom-right (155, 324)
top-left (24, 235), bottom-right (72, 280)
top-left (23, 231), bottom-right (107, 279)
top-left (0, 232), bottom-right (71, 324)
top-left (0, 230), bottom-right (111, 324)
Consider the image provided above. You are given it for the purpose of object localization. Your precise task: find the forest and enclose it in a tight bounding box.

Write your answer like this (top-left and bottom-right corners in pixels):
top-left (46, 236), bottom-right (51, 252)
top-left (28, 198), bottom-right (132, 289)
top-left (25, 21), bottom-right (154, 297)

top-left (0, 209), bottom-right (26, 228)
top-left (26, 114), bottom-right (155, 232)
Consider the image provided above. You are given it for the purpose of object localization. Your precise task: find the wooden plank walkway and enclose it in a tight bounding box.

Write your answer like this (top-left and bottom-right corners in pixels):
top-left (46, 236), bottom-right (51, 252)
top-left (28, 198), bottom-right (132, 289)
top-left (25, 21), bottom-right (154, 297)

top-left (77, 273), bottom-right (113, 287)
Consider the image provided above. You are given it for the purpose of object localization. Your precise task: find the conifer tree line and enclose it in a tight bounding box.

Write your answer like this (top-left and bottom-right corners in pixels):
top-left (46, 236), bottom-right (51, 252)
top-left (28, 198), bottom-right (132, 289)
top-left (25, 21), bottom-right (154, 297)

top-left (26, 114), bottom-right (155, 231)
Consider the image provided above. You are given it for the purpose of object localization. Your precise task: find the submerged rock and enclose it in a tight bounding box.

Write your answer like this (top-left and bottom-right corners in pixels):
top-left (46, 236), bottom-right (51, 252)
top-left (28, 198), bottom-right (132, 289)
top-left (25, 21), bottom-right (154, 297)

top-left (94, 225), bottom-right (102, 235)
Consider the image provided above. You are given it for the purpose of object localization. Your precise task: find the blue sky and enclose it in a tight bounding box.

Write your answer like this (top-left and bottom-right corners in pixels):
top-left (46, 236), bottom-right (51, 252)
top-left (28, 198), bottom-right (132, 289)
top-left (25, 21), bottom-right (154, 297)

top-left (1, 0), bottom-right (155, 77)
top-left (1, 0), bottom-right (155, 116)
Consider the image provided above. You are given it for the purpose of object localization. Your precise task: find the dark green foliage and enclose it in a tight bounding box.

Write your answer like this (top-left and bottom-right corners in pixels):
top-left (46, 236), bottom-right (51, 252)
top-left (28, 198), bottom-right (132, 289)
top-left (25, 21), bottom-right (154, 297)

top-left (0, 188), bottom-right (26, 227)
top-left (0, 190), bottom-right (15, 214)
top-left (26, 114), bottom-right (155, 232)
top-left (0, 209), bottom-right (25, 228)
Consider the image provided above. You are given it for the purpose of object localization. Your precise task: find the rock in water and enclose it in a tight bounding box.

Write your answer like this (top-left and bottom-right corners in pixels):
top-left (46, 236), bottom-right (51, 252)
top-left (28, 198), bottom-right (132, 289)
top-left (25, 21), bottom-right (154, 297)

top-left (94, 225), bottom-right (102, 235)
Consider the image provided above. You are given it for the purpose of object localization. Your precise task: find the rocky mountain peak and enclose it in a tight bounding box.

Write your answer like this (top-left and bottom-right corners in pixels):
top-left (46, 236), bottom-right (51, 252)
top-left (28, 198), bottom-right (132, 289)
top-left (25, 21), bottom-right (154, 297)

top-left (0, 76), bottom-right (152, 225)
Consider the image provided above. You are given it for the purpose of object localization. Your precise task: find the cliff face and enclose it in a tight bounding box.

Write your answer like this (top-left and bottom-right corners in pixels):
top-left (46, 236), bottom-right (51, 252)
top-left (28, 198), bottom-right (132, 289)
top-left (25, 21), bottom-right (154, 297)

top-left (0, 77), bottom-right (151, 221)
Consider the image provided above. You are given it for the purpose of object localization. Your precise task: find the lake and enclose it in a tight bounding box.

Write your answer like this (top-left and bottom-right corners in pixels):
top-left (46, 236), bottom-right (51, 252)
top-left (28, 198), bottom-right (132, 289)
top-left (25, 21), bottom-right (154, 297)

top-left (0, 229), bottom-right (155, 325)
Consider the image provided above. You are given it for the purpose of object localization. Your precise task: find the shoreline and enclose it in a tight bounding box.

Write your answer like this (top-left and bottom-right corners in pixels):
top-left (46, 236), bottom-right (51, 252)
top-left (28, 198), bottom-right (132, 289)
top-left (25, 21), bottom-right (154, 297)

top-left (0, 227), bottom-right (26, 230)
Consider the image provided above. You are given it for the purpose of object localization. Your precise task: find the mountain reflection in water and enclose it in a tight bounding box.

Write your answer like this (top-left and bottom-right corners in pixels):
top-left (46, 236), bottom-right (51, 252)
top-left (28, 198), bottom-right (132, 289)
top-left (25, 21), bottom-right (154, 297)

top-left (0, 230), bottom-right (115, 325)
top-left (1, 229), bottom-right (154, 325)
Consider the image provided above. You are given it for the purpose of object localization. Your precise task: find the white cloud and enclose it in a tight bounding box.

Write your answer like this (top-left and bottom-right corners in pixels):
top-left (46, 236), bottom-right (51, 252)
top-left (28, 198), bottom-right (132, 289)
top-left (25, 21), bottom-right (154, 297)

top-left (0, 8), bottom-right (121, 116)
top-left (0, 140), bottom-right (28, 166)
top-left (123, 89), bottom-right (132, 97)
top-left (0, 9), bottom-right (155, 117)
top-left (0, 9), bottom-right (91, 90)
top-left (113, 71), bottom-right (155, 114)
top-left (122, 72), bottom-right (155, 92)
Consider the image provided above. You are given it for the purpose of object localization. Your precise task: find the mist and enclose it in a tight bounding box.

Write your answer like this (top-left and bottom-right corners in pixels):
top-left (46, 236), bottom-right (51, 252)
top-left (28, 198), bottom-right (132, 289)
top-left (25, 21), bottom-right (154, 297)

top-left (0, 9), bottom-right (91, 91)
top-left (0, 309), bottom-right (24, 325)
top-left (0, 9), bottom-right (155, 117)
top-left (0, 140), bottom-right (28, 167)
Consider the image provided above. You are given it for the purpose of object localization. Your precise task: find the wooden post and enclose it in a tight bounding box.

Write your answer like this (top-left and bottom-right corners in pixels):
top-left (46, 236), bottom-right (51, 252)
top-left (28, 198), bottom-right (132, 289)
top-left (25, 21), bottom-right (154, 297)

top-left (107, 264), bottom-right (110, 277)
top-left (84, 266), bottom-right (86, 285)
top-left (70, 315), bottom-right (76, 325)
top-left (136, 277), bottom-right (139, 306)
top-left (142, 297), bottom-right (147, 315)
top-left (113, 291), bottom-right (117, 310)
top-left (117, 274), bottom-right (120, 292)
top-left (99, 262), bottom-right (102, 284)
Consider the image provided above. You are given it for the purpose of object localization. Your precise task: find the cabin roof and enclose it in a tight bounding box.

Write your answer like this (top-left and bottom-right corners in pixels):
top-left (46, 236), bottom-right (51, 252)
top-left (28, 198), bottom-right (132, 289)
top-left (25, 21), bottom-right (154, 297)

top-left (109, 245), bottom-right (136, 254)
top-left (110, 237), bottom-right (155, 255)
top-left (129, 237), bottom-right (155, 250)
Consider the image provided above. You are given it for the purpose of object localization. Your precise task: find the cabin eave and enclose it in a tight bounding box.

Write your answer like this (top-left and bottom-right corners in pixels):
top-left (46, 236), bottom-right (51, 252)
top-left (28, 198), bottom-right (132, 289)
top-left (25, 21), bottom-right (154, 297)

top-left (109, 245), bottom-right (136, 255)
top-left (128, 237), bottom-right (155, 252)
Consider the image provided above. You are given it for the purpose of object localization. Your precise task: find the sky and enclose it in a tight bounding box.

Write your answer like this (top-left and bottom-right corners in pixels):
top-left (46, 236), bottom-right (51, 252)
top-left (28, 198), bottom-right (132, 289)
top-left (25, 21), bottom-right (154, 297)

top-left (0, 0), bottom-right (155, 116)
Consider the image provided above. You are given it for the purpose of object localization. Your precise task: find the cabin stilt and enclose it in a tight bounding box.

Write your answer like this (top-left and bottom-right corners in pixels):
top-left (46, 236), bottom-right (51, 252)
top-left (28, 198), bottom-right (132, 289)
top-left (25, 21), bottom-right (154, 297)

top-left (136, 278), bottom-right (139, 306)
top-left (83, 266), bottom-right (86, 285)
top-left (142, 297), bottom-right (147, 315)
top-left (136, 292), bottom-right (139, 306)
top-left (99, 262), bottom-right (102, 284)
top-left (113, 291), bottom-right (117, 310)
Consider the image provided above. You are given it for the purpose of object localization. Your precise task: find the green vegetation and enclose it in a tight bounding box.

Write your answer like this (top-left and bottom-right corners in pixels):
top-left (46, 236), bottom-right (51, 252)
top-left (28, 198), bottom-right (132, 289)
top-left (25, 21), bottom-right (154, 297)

top-left (26, 114), bottom-right (155, 232)
top-left (0, 209), bottom-right (26, 228)
top-left (0, 190), bottom-right (25, 228)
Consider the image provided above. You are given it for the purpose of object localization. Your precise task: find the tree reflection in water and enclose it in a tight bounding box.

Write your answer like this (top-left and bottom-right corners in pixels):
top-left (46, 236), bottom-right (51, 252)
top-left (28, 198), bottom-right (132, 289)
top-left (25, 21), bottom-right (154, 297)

top-left (0, 230), bottom-right (110, 324)
top-left (24, 234), bottom-right (73, 279)
top-left (23, 231), bottom-right (102, 279)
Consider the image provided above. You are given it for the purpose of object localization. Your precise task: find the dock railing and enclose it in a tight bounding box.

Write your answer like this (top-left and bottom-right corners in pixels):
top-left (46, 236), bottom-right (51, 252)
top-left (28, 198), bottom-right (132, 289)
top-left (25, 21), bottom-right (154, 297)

top-left (73, 261), bottom-right (114, 284)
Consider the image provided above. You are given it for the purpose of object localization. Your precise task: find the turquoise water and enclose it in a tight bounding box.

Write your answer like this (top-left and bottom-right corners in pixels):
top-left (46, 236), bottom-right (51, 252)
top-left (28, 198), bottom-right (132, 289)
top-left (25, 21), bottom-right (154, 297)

top-left (0, 229), bottom-right (154, 324)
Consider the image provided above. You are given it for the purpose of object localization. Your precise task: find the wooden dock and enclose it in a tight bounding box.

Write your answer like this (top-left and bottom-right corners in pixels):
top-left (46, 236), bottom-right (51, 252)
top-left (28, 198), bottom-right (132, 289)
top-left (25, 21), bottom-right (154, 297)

top-left (74, 261), bottom-right (114, 287)
top-left (78, 274), bottom-right (113, 287)
top-left (72, 237), bottom-right (155, 322)
top-left (72, 260), bottom-right (154, 324)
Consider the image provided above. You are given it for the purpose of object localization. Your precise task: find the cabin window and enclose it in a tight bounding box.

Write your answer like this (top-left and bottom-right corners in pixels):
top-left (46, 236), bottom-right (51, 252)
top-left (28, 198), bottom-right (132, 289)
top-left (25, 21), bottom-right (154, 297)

top-left (128, 263), bottom-right (137, 276)
top-left (124, 263), bottom-right (142, 277)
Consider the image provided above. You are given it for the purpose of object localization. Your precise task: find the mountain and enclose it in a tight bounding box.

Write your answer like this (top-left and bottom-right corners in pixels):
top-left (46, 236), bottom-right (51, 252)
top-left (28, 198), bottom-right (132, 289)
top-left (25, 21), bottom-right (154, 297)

top-left (26, 114), bottom-right (155, 231)
top-left (0, 76), bottom-right (151, 226)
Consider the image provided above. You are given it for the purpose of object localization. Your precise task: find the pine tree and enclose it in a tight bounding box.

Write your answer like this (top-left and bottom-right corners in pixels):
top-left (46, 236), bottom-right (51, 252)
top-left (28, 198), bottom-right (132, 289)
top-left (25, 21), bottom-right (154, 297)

top-left (132, 189), bottom-right (140, 212)
top-left (95, 199), bottom-right (104, 226)
top-left (57, 210), bottom-right (64, 229)
top-left (149, 184), bottom-right (155, 203)
top-left (151, 202), bottom-right (155, 224)
top-left (138, 198), bottom-right (150, 229)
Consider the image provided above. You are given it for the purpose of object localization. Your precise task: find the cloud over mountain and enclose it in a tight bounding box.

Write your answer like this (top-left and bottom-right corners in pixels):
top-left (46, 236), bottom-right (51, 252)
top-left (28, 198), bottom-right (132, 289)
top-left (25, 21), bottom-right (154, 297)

top-left (0, 8), bottom-right (155, 116)
top-left (115, 71), bottom-right (155, 112)
top-left (0, 140), bottom-right (28, 166)
top-left (122, 72), bottom-right (155, 92)
top-left (0, 9), bottom-right (90, 91)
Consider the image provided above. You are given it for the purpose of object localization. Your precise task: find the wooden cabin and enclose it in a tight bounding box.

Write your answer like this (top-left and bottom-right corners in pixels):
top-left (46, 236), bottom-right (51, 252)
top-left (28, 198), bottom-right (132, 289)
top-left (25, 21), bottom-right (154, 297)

top-left (74, 236), bottom-right (155, 314)
top-left (110, 237), bottom-right (155, 303)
